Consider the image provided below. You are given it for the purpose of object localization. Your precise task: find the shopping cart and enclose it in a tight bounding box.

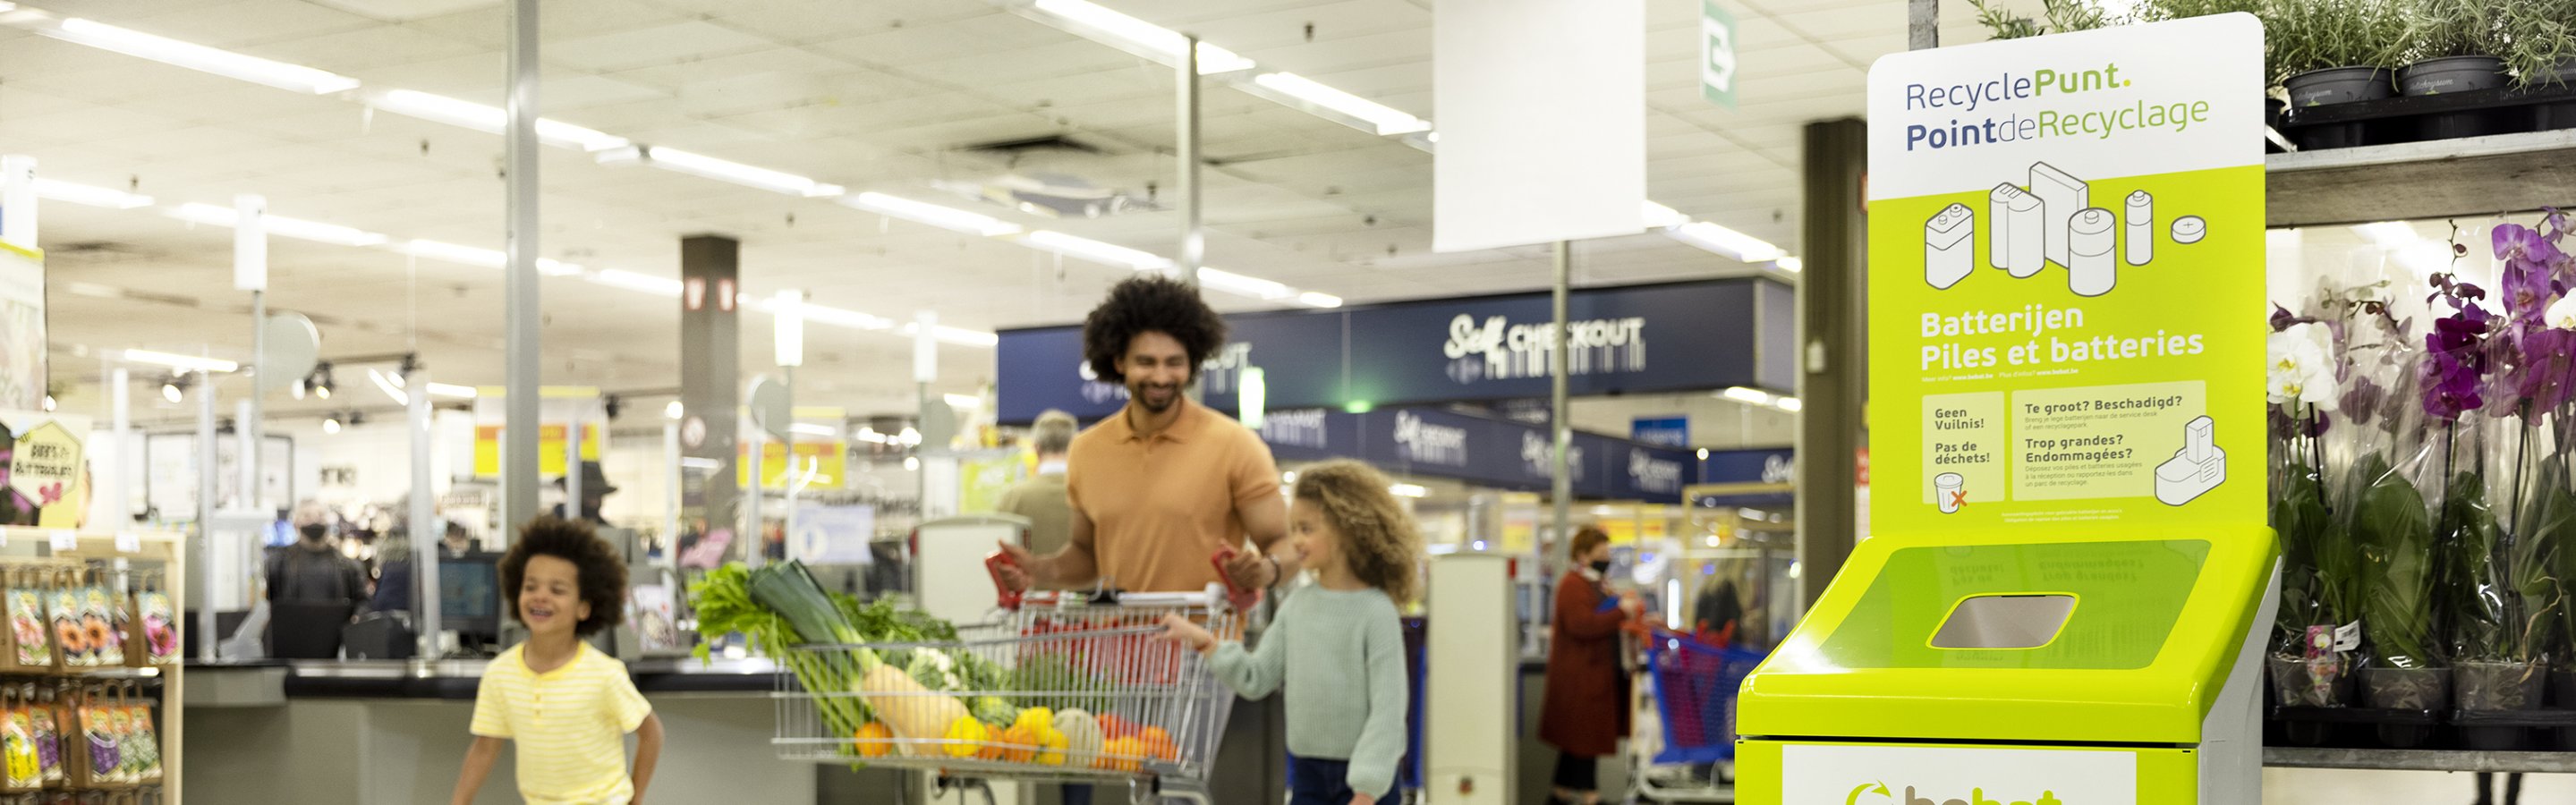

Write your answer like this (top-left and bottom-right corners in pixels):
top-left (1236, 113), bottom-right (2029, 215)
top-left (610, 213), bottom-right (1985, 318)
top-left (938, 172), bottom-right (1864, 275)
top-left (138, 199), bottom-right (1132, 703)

top-left (769, 556), bottom-right (1244, 804)
top-left (1628, 628), bottom-right (1764, 804)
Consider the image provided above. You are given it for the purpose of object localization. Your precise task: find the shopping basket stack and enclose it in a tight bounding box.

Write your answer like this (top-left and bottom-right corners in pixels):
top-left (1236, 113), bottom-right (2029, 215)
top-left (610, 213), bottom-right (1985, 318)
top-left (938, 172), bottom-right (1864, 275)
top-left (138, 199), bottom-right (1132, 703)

top-left (1642, 629), bottom-right (1766, 765)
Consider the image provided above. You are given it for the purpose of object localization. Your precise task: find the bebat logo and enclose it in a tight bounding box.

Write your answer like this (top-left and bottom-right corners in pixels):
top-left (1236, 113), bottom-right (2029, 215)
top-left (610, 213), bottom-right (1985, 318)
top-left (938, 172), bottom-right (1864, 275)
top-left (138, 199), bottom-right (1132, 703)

top-left (1849, 783), bottom-right (2068, 805)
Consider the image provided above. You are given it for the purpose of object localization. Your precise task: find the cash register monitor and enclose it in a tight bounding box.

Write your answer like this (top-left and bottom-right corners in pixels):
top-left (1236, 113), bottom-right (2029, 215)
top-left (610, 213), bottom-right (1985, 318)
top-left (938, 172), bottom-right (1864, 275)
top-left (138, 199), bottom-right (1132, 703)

top-left (439, 553), bottom-right (502, 644)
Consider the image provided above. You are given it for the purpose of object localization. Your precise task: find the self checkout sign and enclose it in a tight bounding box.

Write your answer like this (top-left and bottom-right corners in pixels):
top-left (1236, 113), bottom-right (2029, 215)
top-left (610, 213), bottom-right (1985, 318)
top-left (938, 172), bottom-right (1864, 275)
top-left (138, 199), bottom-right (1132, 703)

top-left (1701, 0), bottom-right (1737, 108)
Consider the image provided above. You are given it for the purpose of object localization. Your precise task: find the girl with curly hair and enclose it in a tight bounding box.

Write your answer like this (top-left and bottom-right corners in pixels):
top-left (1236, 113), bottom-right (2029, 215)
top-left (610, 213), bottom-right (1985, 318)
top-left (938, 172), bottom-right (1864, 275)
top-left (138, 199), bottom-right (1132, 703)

top-left (1160, 460), bottom-right (1422, 805)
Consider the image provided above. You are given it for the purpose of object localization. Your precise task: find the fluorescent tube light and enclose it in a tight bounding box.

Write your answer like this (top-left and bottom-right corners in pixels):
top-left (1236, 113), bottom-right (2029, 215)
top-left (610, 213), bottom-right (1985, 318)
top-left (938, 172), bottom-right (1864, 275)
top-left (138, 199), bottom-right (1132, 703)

top-left (370, 89), bottom-right (629, 152)
top-left (123, 349), bottom-right (237, 373)
top-left (789, 423), bottom-right (837, 437)
top-left (31, 178), bottom-right (152, 209)
top-left (588, 268), bottom-right (682, 298)
top-left (172, 202), bottom-right (388, 247)
top-left (1773, 256), bottom-right (1804, 273)
top-left (611, 146), bottom-right (844, 198)
top-left (1774, 396), bottom-right (1803, 412)
top-left (1669, 221), bottom-right (1787, 262)
top-left (1024, 230), bottom-right (1172, 269)
top-left (1721, 386), bottom-right (1773, 405)
top-left (1641, 201), bottom-right (1690, 228)
top-left (943, 394), bottom-right (981, 409)
top-left (803, 304), bottom-right (895, 331)
top-left (1194, 267), bottom-right (1293, 300)
top-left (404, 240), bottom-right (505, 267)
top-left (1297, 292), bottom-right (1344, 309)
top-left (44, 18), bottom-right (360, 95)
top-left (899, 323), bottom-right (1001, 348)
top-left (845, 192), bottom-right (1021, 236)
top-left (1029, 0), bottom-right (1254, 73)
top-left (368, 368), bottom-right (409, 405)
top-left (1389, 483), bottom-right (1429, 498)
top-left (1249, 72), bottom-right (1432, 135)
top-left (425, 382), bottom-right (477, 399)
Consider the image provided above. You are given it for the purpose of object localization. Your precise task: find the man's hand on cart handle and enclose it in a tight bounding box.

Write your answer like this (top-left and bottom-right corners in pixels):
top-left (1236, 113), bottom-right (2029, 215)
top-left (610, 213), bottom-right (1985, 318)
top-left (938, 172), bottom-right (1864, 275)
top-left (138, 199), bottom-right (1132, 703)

top-left (1218, 547), bottom-right (1280, 591)
top-left (992, 542), bottom-right (1039, 592)
top-left (1158, 614), bottom-right (1219, 655)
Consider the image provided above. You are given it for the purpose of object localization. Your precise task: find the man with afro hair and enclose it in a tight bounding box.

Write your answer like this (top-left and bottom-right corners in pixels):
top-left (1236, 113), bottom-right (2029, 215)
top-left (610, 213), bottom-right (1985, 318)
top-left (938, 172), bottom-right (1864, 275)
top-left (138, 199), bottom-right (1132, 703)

top-left (997, 275), bottom-right (1297, 597)
top-left (452, 517), bottom-right (664, 805)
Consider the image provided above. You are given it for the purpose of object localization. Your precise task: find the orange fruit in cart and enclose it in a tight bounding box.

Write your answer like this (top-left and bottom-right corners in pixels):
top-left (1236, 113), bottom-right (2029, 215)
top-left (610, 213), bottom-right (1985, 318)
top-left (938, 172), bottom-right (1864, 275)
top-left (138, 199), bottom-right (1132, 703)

top-left (854, 723), bottom-right (894, 758)
top-left (998, 724), bottom-right (1041, 763)
top-left (977, 724), bottom-right (1010, 760)
top-left (1101, 736), bottom-right (1144, 773)
top-left (1139, 727), bottom-right (1176, 760)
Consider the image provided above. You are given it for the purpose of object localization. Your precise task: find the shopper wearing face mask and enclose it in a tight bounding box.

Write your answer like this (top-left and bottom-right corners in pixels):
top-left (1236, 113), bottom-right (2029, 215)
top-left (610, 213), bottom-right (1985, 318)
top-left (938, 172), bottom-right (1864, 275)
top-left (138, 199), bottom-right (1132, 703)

top-left (265, 501), bottom-right (373, 657)
top-left (1539, 526), bottom-right (1644, 805)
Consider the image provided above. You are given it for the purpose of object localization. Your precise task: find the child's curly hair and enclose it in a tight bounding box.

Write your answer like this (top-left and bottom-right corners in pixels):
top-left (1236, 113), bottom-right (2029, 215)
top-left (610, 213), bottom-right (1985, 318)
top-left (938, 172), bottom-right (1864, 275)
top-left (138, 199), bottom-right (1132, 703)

top-left (497, 516), bottom-right (628, 637)
top-left (1291, 460), bottom-right (1424, 603)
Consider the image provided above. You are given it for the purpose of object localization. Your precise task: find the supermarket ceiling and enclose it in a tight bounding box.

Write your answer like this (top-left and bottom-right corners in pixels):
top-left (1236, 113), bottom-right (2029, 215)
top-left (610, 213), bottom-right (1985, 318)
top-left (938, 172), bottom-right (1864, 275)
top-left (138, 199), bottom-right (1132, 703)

top-left (1, 0), bottom-right (1992, 419)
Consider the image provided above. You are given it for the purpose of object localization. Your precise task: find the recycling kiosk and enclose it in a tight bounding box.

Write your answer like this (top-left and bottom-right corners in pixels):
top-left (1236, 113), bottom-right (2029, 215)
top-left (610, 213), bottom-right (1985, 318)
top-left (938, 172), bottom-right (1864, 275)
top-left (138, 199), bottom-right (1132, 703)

top-left (1733, 525), bottom-right (2278, 805)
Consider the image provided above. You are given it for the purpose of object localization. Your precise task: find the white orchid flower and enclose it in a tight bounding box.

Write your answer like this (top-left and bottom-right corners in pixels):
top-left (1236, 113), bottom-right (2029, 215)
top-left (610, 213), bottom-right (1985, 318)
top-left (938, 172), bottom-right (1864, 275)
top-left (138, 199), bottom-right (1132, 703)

top-left (2547, 294), bottom-right (2576, 329)
top-left (2267, 322), bottom-right (2339, 410)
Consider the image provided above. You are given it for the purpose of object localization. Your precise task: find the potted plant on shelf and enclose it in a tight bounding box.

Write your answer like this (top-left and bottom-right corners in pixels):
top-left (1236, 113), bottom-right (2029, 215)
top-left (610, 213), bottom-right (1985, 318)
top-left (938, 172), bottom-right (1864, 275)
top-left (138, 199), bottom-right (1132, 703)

top-left (1965, 0), bottom-right (2123, 40)
top-left (2499, 0), bottom-right (2576, 130)
top-left (2270, 0), bottom-right (2409, 148)
top-left (2268, 312), bottom-right (2353, 718)
top-left (2397, 0), bottom-right (2527, 139)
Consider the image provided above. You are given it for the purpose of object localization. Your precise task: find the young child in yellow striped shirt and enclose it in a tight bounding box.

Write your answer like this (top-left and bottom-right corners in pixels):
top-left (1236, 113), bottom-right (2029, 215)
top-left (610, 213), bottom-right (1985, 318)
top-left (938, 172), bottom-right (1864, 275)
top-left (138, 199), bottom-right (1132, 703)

top-left (451, 517), bottom-right (665, 805)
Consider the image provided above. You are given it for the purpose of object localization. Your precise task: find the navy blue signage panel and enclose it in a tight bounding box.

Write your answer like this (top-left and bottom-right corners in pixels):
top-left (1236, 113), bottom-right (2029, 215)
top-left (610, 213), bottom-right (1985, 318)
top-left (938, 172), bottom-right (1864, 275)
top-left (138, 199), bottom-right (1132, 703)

top-left (1695, 447), bottom-right (1796, 507)
top-left (998, 278), bottom-right (1793, 423)
top-left (1254, 407), bottom-right (1360, 464)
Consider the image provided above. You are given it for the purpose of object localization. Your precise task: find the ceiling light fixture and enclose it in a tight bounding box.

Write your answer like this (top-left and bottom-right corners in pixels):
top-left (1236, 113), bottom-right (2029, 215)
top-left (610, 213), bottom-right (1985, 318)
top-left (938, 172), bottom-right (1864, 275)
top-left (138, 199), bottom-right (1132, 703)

top-left (39, 17), bottom-right (361, 95)
top-left (589, 268), bottom-right (682, 298)
top-left (1721, 386), bottom-right (1774, 405)
top-left (1024, 230), bottom-right (1171, 269)
top-left (789, 423), bottom-right (837, 437)
top-left (1247, 72), bottom-right (1433, 135)
top-left (1193, 267), bottom-right (1293, 300)
top-left (1388, 483), bottom-right (1429, 498)
top-left (124, 349), bottom-right (237, 373)
top-left (171, 202), bottom-right (388, 247)
top-left (367, 89), bottom-right (630, 152)
top-left (31, 178), bottom-right (152, 209)
top-left (367, 368), bottom-right (409, 406)
top-left (899, 323), bottom-right (1002, 348)
top-left (1773, 256), bottom-right (1805, 273)
top-left (800, 304), bottom-right (896, 331)
top-left (1027, 0), bottom-right (1255, 74)
top-left (159, 375), bottom-right (187, 403)
top-left (1774, 396), bottom-right (1804, 412)
top-left (1668, 221), bottom-right (1788, 263)
top-left (1297, 292), bottom-right (1344, 309)
top-left (942, 393), bottom-right (981, 409)
top-left (322, 414), bottom-right (341, 435)
top-left (310, 363), bottom-right (335, 399)
top-left (665, 401), bottom-right (684, 419)
top-left (40, 394), bottom-right (54, 412)
top-left (1641, 201), bottom-right (1692, 228)
top-left (425, 382), bottom-right (477, 399)
top-left (403, 240), bottom-right (505, 268)
top-left (600, 145), bottom-right (844, 198)
top-left (843, 192), bottom-right (1022, 237)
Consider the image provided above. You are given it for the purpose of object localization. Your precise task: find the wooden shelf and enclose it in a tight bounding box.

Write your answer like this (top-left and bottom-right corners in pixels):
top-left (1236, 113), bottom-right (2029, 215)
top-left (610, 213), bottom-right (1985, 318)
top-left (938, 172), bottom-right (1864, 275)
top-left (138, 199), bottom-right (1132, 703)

top-left (2266, 129), bottom-right (2576, 228)
top-left (2266, 746), bottom-right (2576, 774)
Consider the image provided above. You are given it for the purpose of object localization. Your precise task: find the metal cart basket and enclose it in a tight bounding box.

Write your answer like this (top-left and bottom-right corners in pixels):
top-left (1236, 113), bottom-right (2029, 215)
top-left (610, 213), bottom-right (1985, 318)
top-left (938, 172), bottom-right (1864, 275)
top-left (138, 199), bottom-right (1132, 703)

top-left (772, 586), bottom-right (1239, 804)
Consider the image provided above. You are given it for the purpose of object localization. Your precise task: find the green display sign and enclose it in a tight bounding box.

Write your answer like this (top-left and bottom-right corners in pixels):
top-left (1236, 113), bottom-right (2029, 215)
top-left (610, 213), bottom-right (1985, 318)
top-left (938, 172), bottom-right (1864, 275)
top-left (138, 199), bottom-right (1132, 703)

top-left (1700, 0), bottom-right (1737, 108)
top-left (1863, 14), bottom-right (2266, 538)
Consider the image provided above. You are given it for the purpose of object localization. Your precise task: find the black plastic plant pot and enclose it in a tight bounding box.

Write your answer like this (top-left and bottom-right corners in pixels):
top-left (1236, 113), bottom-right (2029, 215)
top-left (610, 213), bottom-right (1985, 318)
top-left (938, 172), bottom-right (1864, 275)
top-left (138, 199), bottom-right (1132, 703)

top-left (2291, 123), bottom-right (2369, 150)
top-left (2535, 62), bottom-right (2576, 131)
top-left (2552, 669), bottom-right (2576, 750)
top-left (2265, 97), bottom-right (2289, 153)
top-left (2268, 654), bottom-right (2354, 708)
top-left (2285, 66), bottom-right (2397, 106)
top-left (2402, 57), bottom-right (2529, 140)
top-left (2455, 661), bottom-right (2544, 750)
top-left (2360, 665), bottom-right (2449, 748)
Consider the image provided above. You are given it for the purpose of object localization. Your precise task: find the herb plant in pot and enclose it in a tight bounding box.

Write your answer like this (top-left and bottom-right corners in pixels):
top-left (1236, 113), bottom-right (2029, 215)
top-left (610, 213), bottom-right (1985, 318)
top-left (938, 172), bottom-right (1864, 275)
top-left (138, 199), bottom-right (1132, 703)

top-left (2270, 0), bottom-right (2409, 148)
top-left (2397, 0), bottom-right (2526, 140)
top-left (2500, 2), bottom-right (2576, 131)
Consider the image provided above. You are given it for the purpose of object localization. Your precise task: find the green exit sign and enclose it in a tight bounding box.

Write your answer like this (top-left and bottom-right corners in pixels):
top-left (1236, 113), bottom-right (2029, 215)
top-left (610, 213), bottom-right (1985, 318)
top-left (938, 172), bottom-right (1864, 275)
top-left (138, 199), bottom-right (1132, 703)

top-left (1702, 0), bottom-right (1738, 108)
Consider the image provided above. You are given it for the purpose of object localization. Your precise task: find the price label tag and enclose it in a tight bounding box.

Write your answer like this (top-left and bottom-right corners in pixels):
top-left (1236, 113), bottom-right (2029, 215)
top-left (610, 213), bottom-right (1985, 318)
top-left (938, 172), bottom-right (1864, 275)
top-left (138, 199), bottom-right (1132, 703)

top-left (115, 533), bottom-right (140, 554)
top-left (48, 530), bottom-right (76, 552)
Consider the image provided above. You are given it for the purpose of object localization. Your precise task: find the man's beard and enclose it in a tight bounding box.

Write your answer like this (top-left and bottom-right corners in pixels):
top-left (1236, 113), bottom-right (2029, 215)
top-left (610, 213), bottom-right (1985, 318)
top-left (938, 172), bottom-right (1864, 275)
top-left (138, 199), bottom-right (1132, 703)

top-left (1131, 383), bottom-right (1180, 412)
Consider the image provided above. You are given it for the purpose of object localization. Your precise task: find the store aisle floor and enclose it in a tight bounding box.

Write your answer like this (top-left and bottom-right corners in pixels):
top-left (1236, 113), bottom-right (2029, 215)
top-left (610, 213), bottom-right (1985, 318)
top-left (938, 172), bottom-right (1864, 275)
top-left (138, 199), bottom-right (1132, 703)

top-left (2266, 768), bottom-right (2576, 802)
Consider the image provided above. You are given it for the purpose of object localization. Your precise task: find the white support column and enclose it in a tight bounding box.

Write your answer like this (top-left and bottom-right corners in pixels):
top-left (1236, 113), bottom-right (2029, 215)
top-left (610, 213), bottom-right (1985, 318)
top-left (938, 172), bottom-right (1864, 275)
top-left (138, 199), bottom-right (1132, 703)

top-left (237, 194), bottom-right (267, 513)
top-left (412, 369), bottom-right (441, 657)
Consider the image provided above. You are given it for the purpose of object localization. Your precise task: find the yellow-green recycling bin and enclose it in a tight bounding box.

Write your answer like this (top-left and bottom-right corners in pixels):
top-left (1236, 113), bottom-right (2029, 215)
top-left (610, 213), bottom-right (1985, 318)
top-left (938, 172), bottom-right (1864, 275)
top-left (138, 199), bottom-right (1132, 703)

top-left (1735, 524), bottom-right (2278, 805)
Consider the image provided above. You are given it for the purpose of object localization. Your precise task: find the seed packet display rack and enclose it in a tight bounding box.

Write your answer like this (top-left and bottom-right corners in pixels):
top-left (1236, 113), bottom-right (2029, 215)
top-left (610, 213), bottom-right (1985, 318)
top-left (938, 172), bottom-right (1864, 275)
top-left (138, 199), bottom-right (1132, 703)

top-left (0, 528), bottom-right (184, 805)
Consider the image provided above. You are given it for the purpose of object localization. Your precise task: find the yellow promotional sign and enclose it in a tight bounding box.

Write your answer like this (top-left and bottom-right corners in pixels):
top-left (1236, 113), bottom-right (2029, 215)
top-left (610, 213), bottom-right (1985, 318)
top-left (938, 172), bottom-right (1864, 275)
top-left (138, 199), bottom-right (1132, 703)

top-left (2, 412), bottom-right (86, 529)
top-left (472, 423), bottom-right (605, 478)
top-left (739, 440), bottom-right (846, 489)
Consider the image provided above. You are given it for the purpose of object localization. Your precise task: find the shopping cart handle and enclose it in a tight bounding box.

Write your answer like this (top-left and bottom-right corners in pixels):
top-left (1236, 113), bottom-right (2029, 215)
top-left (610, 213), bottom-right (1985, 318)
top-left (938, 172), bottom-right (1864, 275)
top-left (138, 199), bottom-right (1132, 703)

top-left (1209, 550), bottom-right (1264, 612)
top-left (987, 551), bottom-right (1025, 611)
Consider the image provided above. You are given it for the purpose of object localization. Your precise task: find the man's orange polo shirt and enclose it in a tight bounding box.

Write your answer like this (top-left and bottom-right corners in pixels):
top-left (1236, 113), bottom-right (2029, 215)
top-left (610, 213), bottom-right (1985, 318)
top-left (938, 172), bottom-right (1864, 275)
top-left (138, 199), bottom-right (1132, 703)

top-left (1065, 397), bottom-right (1282, 593)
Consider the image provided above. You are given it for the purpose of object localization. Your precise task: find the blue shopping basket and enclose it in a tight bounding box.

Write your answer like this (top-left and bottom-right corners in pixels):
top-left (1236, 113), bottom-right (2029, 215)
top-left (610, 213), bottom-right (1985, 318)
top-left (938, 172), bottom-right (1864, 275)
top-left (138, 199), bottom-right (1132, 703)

top-left (1641, 629), bottom-right (1766, 765)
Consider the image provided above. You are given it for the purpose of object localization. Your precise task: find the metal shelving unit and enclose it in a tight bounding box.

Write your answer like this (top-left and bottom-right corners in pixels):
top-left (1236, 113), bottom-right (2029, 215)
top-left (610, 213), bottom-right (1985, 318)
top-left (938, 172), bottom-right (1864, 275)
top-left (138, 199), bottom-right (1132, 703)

top-left (2267, 129), bottom-right (2576, 228)
top-left (2266, 747), bottom-right (2576, 774)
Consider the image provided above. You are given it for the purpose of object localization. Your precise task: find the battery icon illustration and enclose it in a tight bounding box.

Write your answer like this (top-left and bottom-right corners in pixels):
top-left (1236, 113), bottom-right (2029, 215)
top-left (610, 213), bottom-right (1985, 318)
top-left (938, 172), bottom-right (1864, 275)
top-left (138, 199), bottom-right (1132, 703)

top-left (2070, 207), bottom-right (2116, 297)
top-left (1926, 203), bottom-right (1975, 290)
top-left (2126, 190), bottom-right (2154, 266)
top-left (2029, 162), bottom-right (2089, 268)
top-left (1992, 182), bottom-right (2044, 278)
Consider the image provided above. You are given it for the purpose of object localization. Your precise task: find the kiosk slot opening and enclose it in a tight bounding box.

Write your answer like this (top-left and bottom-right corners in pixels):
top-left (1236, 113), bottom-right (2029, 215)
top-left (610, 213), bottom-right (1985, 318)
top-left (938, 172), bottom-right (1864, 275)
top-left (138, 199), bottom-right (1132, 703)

top-left (1931, 594), bottom-right (2076, 649)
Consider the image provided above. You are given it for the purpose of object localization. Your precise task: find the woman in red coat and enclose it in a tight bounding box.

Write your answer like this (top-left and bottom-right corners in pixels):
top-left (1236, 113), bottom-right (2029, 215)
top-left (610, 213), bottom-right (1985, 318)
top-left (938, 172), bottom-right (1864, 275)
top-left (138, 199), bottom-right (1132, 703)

top-left (1540, 526), bottom-right (1639, 805)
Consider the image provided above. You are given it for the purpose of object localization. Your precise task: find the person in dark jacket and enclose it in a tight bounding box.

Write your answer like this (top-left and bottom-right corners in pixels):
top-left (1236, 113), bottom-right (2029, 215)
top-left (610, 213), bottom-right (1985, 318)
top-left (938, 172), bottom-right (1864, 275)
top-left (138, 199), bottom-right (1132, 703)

top-left (1540, 526), bottom-right (1642, 805)
top-left (266, 502), bottom-right (370, 657)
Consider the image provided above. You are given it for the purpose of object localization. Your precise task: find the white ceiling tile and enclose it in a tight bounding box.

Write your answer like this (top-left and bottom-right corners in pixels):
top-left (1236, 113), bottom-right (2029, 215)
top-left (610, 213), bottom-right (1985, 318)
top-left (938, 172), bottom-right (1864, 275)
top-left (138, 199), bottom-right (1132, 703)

top-left (545, 21), bottom-right (776, 72)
